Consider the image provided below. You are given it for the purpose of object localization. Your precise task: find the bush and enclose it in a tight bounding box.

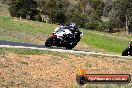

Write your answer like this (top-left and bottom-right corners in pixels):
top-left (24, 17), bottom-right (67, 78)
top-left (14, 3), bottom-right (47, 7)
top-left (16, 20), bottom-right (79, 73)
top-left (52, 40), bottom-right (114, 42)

top-left (34, 15), bottom-right (42, 22)
top-left (84, 21), bottom-right (98, 30)
top-left (84, 20), bottom-right (108, 31)
top-left (96, 20), bottom-right (109, 31)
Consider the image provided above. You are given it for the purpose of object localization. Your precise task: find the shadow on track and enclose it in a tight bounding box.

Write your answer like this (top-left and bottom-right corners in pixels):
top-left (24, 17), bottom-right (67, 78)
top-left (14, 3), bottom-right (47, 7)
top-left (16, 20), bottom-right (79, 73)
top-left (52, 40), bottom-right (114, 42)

top-left (0, 40), bottom-right (77, 50)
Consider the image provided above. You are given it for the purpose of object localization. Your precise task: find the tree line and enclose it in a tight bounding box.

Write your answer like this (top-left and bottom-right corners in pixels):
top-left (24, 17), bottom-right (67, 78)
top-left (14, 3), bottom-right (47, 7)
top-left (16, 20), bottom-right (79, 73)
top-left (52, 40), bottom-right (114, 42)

top-left (9, 0), bottom-right (132, 33)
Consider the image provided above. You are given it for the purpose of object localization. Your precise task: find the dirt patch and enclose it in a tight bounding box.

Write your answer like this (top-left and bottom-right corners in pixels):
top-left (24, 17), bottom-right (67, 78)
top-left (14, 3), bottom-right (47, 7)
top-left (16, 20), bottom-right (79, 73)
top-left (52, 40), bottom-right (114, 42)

top-left (0, 53), bottom-right (132, 88)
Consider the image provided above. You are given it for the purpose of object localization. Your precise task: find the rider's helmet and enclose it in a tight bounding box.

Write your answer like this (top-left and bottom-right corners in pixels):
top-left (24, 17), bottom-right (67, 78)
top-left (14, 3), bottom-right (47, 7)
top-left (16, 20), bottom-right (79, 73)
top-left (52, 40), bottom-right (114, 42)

top-left (69, 22), bottom-right (77, 32)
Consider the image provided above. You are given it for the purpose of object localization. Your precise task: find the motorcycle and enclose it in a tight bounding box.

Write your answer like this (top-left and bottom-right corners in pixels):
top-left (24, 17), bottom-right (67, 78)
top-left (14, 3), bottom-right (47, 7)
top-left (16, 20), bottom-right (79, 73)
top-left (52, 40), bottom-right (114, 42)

top-left (45, 27), bottom-right (83, 49)
top-left (122, 41), bottom-right (132, 56)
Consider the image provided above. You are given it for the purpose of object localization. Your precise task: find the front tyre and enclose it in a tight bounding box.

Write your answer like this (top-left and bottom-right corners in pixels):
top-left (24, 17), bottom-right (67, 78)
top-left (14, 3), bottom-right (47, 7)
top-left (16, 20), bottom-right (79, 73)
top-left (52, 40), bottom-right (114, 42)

top-left (65, 44), bottom-right (73, 49)
top-left (122, 47), bottom-right (130, 56)
top-left (45, 37), bottom-right (55, 47)
top-left (65, 42), bottom-right (77, 49)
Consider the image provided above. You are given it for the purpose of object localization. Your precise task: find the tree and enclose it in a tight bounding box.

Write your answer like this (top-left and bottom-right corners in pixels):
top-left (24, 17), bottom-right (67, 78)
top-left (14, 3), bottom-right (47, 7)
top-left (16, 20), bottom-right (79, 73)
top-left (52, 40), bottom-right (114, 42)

top-left (77, 0), bottom-right (88, 14)
top-left (88, 0), bottom-right (105, 18)
top-left (1, 0), bottom-right (10, 4)
top-left (66, 0), bottom-right (106, 30)
top-left (39, 0), bottom-right (69, 24)
top-left (67, 6), bottom-right (82, 26)
top-left (9, 0), bottom-right (38, 20)
top-left (109, 0), bottom-right (132, 34)
top-left (103, 0), bottom-right (112, 17)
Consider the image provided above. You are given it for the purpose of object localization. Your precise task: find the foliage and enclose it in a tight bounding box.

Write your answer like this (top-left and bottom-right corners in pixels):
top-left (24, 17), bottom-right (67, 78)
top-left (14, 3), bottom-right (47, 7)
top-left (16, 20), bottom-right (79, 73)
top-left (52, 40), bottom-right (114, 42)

top-left (108, 0), bottom-right (132, 33)
top-left (81, 29), bottom-right (129, 54)
top-left (88, 0), bottom-right (105, 18)
top-left (103, 0), bottom-right (113, 17)
top-left (66, 0), bottom-right (105, 30)
top-left (9, 0), bottom-right (38, 20)
top-left (84, 19), bottom-right (108, 31)
top-left (8, 0), bottom-right (107, 31)
top-left (38, 0), bottom-right (69, 24)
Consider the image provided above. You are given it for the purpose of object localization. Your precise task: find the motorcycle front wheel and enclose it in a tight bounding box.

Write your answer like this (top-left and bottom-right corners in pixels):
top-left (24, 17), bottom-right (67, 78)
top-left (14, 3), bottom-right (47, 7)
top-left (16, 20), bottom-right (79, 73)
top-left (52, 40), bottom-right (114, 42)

top-left (65, 42), bottom-right (77, 49)
top-left (122, 47), bottom-right (130, 56)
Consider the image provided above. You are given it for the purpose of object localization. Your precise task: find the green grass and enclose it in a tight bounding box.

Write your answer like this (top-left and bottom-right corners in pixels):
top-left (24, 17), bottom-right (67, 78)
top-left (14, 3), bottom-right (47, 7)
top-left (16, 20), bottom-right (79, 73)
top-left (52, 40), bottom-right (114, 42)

top-left (91, 30), bottom-right (132, 40)
top-left (0, 16), bottom-right (57, 43)
top-left (0, 16), bottom-right (56, 34)
top-left (0, 47), bottom-right (69, 59)
top-left (0, 47), bottom-right (53, 55)
top-left (81, 29), bottom-right (130, 54)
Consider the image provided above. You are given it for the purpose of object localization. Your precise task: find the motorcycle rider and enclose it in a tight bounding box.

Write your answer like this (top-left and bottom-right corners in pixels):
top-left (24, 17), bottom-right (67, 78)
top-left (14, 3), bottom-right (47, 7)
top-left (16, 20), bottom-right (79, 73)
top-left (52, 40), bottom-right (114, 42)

top-left (54, 22), bottom-right (82, 37)
top-left (68, 22), bottom-right (83, 42)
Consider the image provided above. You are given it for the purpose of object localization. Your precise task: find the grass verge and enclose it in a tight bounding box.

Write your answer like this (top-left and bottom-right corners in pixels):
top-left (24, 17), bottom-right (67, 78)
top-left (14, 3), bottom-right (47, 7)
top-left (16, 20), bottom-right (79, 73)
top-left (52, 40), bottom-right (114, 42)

top-left (0, 16), bottom-right (57, 44)
top-left (81, 29), bottom-right (131, 54)
top-left (0, 47), bottom-right (69, 58)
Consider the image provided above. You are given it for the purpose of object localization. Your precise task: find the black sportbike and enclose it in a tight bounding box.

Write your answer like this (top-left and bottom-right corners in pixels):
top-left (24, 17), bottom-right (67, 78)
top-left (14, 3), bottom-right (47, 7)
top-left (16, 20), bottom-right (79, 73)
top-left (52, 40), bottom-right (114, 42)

top-left (122, 41), bottom-right (132, 56)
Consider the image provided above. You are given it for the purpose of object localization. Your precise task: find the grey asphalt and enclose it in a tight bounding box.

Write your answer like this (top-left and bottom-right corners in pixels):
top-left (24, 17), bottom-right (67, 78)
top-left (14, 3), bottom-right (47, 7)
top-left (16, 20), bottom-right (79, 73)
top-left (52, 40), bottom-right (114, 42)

top-left (0, 40), bottom-right (81, 50)
top-left (0, 40), bottom-right (46, 48)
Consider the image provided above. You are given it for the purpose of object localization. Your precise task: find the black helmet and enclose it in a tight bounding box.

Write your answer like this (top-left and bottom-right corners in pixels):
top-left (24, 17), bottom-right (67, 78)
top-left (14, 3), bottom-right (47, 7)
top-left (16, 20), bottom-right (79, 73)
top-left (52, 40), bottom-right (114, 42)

top-left (69, 22), bottom-right (77, 32)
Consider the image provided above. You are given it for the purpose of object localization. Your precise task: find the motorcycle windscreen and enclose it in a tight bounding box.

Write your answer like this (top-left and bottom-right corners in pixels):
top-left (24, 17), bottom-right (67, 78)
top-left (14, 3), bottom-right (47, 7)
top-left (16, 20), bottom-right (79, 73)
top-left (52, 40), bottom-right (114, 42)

top-left (56, 31), bottom-right (65, 39)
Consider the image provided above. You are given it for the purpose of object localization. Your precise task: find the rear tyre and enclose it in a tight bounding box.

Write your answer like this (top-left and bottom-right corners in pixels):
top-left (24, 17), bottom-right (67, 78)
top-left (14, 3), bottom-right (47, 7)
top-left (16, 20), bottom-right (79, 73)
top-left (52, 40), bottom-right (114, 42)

top-left (122, 47), bottom-right (130, 56)
top-left (45, 37), bottom-right (55, 47)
